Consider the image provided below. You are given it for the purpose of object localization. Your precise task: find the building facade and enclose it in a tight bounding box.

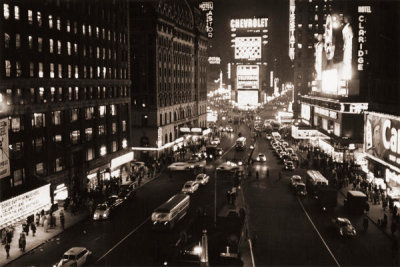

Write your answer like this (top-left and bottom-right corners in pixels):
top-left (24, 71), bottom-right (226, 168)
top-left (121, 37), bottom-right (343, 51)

top-left (130, 0), bottom-right (208, 160)
top-left (0, 0), bottom-right (131, 210)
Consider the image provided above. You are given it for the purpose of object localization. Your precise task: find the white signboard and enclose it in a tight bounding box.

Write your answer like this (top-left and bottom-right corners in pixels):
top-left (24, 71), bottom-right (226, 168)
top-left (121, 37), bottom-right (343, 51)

top-left (234, 37), bottom-right (261, 60)
top-left (301, 104), bottom-right (311, 121)
top-left (0, 184), bottom-right (51, 228)
top-left (237, 65), bottom-right (259, 89)
top-left (237, 90), bottom-right (258, 107)
top-left (0, 118), bottom-right (9, 179)
top-left (157, 127), bottom-right (162, 147)
top-left (208, 57), bottom-right (221, 64)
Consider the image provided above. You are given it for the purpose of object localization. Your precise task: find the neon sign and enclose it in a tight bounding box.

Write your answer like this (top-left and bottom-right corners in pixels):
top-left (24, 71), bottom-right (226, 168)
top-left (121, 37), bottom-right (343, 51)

top-left (289, 0), bottom-right (295, 61)
top-left (199, 2), bottom-right (214, 38)
top-left (230, 18), bottom-right (268, 29)
top-left (357, 6), bottom-right (371, 71)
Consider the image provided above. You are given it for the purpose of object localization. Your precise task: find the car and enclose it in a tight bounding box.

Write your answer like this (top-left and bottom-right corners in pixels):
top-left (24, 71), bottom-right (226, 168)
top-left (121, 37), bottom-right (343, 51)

top-left (294, 182), bottom-right (307, 196)
top-left (226, 126), bottom-right (234, 132)
top-left (331, 217), bottom-right (357, 237)
top-left (181, 181), bottom-right (199, 194)
top-left (211, 138), bottom-right (221, 145)
top-left (284, 161), bottom-right (295, 171)
top-left (168, 162), bottom-right (191, 171)
top-left (256, 153), bottom-right (267, 162)
top-left (286, 148), bottom-right (294, 155)
top-left (93, 203), bottom-right (111, 220)
top-left (216, 161), bottom-right (239, 172)
top-left (118, 182), bottom-right (136, 200)
top-left (290, 175), bottom-right (302, 188)
top-left (195, 173), bottom-right (210, 185)
top-left (55, 247), bottom-right (92, 267)
top-left (279, 151), bottom-right (288, 159)
top-left (216, 147), bottom-right (223, 156)
top-left (107, 195), bottom-right (124, 209)
top-left (290, 154), bottom-right (299, 162)
top-left (266, 134), bottom-right (272, 140)
top-left (186, 159), bottom-right (205, 169)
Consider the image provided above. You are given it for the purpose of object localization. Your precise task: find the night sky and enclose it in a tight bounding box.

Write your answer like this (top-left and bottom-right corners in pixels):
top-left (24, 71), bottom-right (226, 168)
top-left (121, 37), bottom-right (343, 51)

top-left (209, 0), bottom-right (291, 81)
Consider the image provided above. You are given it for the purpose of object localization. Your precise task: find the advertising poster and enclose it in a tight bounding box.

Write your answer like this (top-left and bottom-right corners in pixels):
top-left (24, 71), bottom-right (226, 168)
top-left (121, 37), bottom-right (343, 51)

top-left (364, 113), bottom-right (400, 169)
top-left (237, 65), bottom-right (259, 89)
top-left (237, 90), bottom-right (258, 107)
top-left (234, 37), bottom-right (261, 60)
top-left (0, 118), bottom-right (9, 179)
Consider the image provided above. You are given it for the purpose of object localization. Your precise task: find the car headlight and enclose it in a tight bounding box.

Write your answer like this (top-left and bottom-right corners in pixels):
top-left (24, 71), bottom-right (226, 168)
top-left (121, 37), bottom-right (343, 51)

top-left (257, 157), bottom-right (260, 161)
top-left (210, 155), bottom-right (213, 158)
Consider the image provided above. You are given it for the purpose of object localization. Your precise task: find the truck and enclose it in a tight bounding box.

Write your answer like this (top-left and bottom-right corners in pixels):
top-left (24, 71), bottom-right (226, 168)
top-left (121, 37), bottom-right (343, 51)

top-left (235, 137), bottom-right (246, 151)
top-left (315, 186), bottom-right (337, 211)
top-left (344, 190), bottom-right (368, 214)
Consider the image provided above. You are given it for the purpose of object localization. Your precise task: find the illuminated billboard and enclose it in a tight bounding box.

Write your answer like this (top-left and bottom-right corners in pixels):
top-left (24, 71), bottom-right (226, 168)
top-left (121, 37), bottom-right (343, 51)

top-left (234, 37), bottom-right (261, 60)
top-left (301, 104), bottom-right (311, 121)
top-left (237, 65), bottom-right (259, 89)
top-left (288, 0), bottom-right (295, 61)
top-left (199, 2), bottom-right (214, 38)
top-left (237, 90), bottom-right (258, 107)
top-left (364, 112), bottom-right (400, 170)
top-left (230, 18), bottom-right (268, 29)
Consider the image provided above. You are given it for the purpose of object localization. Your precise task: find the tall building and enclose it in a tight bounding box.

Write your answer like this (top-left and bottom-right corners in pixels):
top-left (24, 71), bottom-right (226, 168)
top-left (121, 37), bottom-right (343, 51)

top-left (229, 17), bottom-right (270, 110)
top-left (130, 0), bottom-right (208, 161)
top-left (0, 0), bottom-right (131, 221)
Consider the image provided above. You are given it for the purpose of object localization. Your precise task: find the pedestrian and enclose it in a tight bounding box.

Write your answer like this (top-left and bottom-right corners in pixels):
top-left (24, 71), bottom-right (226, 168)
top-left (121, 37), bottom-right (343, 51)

top-left (19, 232), bottom-right (26, 252)
top-left (256, 171), bottom-right (259, 182)
top-left (266, 168), bottom-right (270, 179)
top-left (31, 222), bottom-right (36, 236)
top-left (60, 211), bottom-right (65, 230)
top-left (5, 241), bottom-right (10, 258)
top-left (35, 212), bottom-right (40, 226)
top-left (39, 213), bottom-right (44, 226)
top-left (44, 217), bottom-right (48, 233)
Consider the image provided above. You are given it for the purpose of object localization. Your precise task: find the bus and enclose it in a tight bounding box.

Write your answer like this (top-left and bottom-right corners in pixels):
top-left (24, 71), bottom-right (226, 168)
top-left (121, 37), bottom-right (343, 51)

top-left (235, 137), bottom-right (246, 151)
top-left (152, 193), bottom-right (190, 229)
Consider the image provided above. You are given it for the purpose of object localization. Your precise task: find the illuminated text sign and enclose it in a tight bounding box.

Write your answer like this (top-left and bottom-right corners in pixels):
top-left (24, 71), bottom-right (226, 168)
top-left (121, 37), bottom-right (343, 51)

top-left (230, 18), bottom-right (268, 29)
top-left (199, 2), bottom-right (214, 38)
top-left (357, 6), bottom-right (371, 71)
top-left (289, 0), bottom-right (295, 61)
top-left (237, 65), bottom-right (259, 89)
top-left (208, 57), bottom-right (221, 64)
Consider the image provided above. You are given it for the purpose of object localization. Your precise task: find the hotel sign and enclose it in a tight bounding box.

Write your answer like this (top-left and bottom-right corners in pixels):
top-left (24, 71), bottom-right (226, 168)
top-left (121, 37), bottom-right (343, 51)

top-left (289, 0), bottom-right (295, 61)
top-left (199, 2), bottom-right (214, 38)
top-left (365, 113), bottom-right (400, 169)
top-left (230, 18), bottom-right (268, 29)
top-left (357, 5), bottom-right (371, 71)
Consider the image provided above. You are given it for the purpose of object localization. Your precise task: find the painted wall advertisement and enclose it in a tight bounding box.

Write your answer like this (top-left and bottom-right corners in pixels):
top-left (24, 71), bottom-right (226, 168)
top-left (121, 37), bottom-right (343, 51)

top-left (0, 118), bottom-right (9, 179)
top-left (0, 184), bottom-right (51, 228)
top-left (364, 113), bottom-right (400, 170)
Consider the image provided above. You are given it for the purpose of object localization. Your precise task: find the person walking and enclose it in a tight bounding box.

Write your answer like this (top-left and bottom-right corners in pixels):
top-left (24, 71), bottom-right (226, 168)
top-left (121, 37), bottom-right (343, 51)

top-left (5, 241), bottom-right (10, 258)
top-left (19, 232), bottom-right (26, 252)
top-left (43, 216), bottom-right (49, 233)
top-left (60, 210), bottom-right (65, 230)
top-left (31, 222), bottom-right (36, 236)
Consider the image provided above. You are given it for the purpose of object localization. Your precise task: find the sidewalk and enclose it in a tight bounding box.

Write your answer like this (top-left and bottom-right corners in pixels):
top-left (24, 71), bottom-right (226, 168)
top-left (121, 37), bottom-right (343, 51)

top-left (0, 208), bottom-right (88, 266)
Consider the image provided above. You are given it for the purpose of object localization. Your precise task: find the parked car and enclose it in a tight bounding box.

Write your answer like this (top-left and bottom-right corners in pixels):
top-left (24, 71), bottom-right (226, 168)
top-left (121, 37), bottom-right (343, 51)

top-left (289, 175), bottom-right (302, 189)
top-left (93, 203), bottom-right (111, 220)
top-left (107, 195), bottom-right (124, 209)
top-left (290, 154), bottom-right (299, 162)
top-left (284, 161), bottom-right (295, 171)
top-left (118, 182), bottom-right (136, 200)
top-left (168, 162), bottom-right (192, 171)
top-left (181, 181), bottom-right (199, 194)
top-left (55, 247), bottom-right (92, 267)
top-left (195, 173), bottom-right (210, 185)
top-left (256, 153), bottom-right (267, 162)
top-left (331, 217), bottom-right (357, 237)
top-left (294, 183), bottom-right (307, 196)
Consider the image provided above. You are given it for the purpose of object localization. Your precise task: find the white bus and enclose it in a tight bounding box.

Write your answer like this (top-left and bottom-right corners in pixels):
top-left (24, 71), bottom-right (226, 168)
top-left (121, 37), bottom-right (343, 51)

top-left (152, 193), bottom-right (190, 229)
top-left (235, 137), bottom-right (246, 151)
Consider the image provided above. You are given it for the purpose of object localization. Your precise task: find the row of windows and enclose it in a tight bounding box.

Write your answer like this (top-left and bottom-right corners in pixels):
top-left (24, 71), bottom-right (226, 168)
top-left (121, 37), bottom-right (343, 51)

top-left (4, 59), bottom-right (128, 80)
top-left (3, 4), bottom-right (128, 44)
top-left (4, 33), bottom-right (127, 63)
top-left (1, 86), bottom-right (128, 105)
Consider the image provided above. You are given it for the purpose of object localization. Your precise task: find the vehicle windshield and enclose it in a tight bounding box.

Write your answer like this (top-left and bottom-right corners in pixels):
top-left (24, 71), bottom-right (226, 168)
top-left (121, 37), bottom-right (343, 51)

top-left (97, 204), bottom-right (108, 210)
top-left (63, 254), bottom-right (76, 260)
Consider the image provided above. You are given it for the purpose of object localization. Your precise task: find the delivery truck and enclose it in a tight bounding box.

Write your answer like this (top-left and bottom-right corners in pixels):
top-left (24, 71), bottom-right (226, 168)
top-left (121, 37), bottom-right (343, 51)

top-left (344, 190), bottom-right (368, 214)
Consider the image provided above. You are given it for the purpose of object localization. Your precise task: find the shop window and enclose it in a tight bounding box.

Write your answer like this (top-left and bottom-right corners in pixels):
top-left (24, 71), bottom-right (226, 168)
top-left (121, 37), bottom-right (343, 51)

top-left (11, 117), bottom-right (23, 132)
top-left (32, 113), bottom-right (46, 128)
top-left (13, 169), bottom-right (24, 186)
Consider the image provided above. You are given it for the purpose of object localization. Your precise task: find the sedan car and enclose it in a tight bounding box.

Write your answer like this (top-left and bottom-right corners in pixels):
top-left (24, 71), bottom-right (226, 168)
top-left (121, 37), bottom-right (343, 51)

top-left (290, 154), bottom-right (299, 162)
top-left (256, 153), bottom-right (267, 162)
top-left (56, 247), bottom-right (92, 267)
top-left (168, 162), bottom-right (191, 171)
top-left (181, 181), bottom-right (199, 194)
top-left (284, 161), bottom-right (295, 171)
top-left (118, 182), bottom-right (136, 200)
top-left (331, 217), bottom-right (357, 237)
top-left (294, 183), bottom-right (307, 196)
top-left (289, 175), bottom-right (302, 188)
top-left (210, 138), bottom-right (221, 145)
top-left (93, 203), bottom-right (111, 220)
top-left (107, 195), bottom-right (124, 209)
top-left (226, 126), bottom-right (234, 133)
top-left (216, 161), bottom-right (239, 172)
top-left (195, 173), bottom-right (210, 185)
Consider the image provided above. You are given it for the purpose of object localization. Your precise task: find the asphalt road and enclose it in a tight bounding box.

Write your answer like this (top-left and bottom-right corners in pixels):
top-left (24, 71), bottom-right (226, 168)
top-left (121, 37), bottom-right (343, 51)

top-left (8, 124), bottom-right (250, 266)
top-left (244, 108), bottom-right (397, 266)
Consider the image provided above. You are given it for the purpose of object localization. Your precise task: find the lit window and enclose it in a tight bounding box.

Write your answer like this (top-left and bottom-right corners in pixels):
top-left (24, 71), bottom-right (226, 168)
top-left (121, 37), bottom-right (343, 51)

top-left (38, 37), bottom-right (43, 52)
top-left (52, 110), bottom-right (62, 125)
top-left (57, 40), bottom-right (61, 55)
top-left (11, 117), bottom-right (22, 132)
top-left (298, 43), bottom-right (303, 49)
top-left (68, 87), bottom-right (72, 100)
top-left (71, 109), bottom-right (79, 122)
top-left (38, 62), bottom-right (43, 77)
top-left (74, 86), bottom-right (79, 100)
top-left (15, 61), bottom-right (21, 77)
top-left (56, 17), bottom-right (61, 30)
top-left (68, 65), bottom-right (72, 78)
top-left (49, 39), bottom-right (54, 53)
top-left (122, 120), bottom-right (126, 132)
top-left (112, 141), bottom-right (117, 152)
top-left (58, 64), bottom-right (62, 78)
top-left (88, 25), bottom-right (91, 36)
top-left (122, 139), bottom-right (127, 148)
top-left (99, 106), bottom-right (106, 117)
top-left (35, 162), bottom-right (44, 175)
top-left (100, 145), bottom-right (107, 156)
top-left (110, 105), bottom-right (117, 116)
top-left (50, 87), bottom-right (55, 101)
top-left (50, 63), bottom-right (55, 78)
top-left (74, 66), bottom-right (79, 78)
top-left (96, 26), bottom-right (99, 37)
top-left (55, 157), bottom-right (64, 172)
top-left (15, 34), bottom-right (20, 48)
top-left (4, 33), bottom-right (10, 48)
top-left (53, 134), bottom-right (62, 143)
top-left (28, 10), bottom-right (33, 24)
top-left (85, 128), bottom-right (93, 141)
top-left (3, 4), bottom-right (9, 19)
top-left (96, 47), bottom-right (100, 58)
top-left (66, 20), bottom-right (70, 32)
top-left (112, 122), bottom-right (117, 134)
top-left (70, 130), bottom-right (80, 144)
top-left (74, 43), bottom-right (78, 55)
top-left (29, 62), bottom-right (34, 77)
top-left (97, 66), bottom-right (100, 77)
top-left (98, 124), bottom-right (106, 135)
top-left (85, 107), bottom-right (94, 119)
top-left (39, 87), bottom-right (45, 103)
top-left (13, 169), bottom-right (24, 186)
top-left (48, 15), bottom-right (53, 28)
top-left (37, 12), bottom-right (42, 27)
top-left (82, 24), bottom-right (85, 35)
top-left (5, 60), bottom-right (11, 77)
top-left (73, 21), bottom-right (78, 34)
top-left (28, 35), bottom-right (33, 49)
top-left (87, 148), bottom-right (94, 160)
top-left (6, 89), bottom-right (12, 105)
top-left (32, 113), bottom-right (46, 127)
top-left (14, 6), bottom-right (19, 20)
top-left (67, 42), bottom-right (71, 55)
top-left (308, 24), bottom-right (313, 30)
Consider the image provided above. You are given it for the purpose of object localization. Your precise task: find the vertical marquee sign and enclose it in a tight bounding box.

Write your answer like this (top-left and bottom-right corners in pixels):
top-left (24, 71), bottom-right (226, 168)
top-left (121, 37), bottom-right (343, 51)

top-left (357, 5), bottom-right (371, 72)
top-left (199, 2), bottom-right (214, 38)
top-left (0, 118), bottom-right (9, 179)
top-left (288, 0), bottom-right (295, 61)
